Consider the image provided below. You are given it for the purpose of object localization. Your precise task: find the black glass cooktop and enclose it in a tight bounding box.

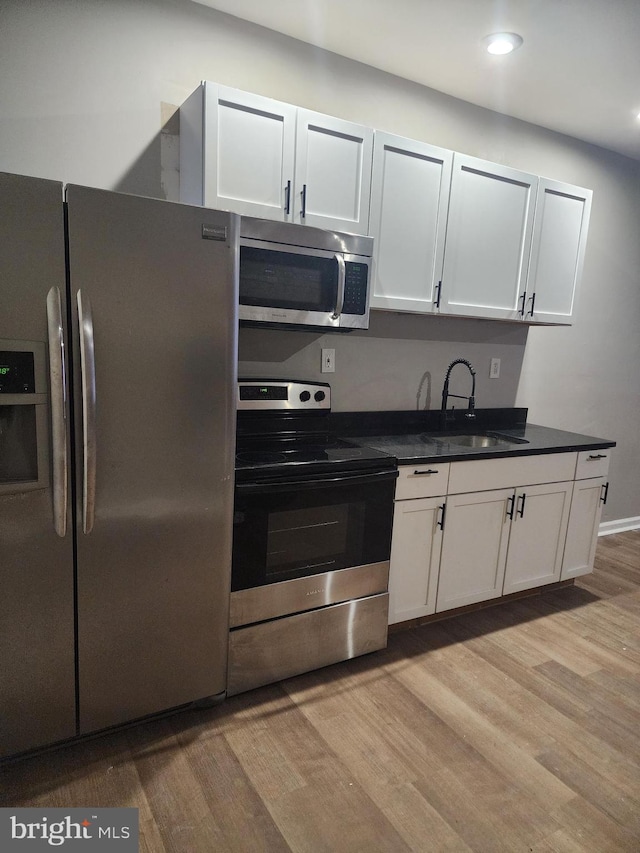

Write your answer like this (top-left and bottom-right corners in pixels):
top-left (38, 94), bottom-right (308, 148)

top-left (234, 435), bottom-right (394, 481)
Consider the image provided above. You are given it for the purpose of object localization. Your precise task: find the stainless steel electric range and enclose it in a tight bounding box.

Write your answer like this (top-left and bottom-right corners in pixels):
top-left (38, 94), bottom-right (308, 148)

top-left (228, 380), bottom-right (397, 695)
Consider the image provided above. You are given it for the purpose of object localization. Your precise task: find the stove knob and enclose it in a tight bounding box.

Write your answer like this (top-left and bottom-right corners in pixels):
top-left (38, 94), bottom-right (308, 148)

top-left (299, 390), bottom-right (311, 402)
top-left (314, 390), bottom-right (326, 402)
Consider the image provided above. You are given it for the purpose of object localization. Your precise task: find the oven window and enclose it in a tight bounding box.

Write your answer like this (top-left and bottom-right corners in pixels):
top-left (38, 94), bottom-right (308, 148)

top-left (232, 475), bottom-right (394, 592)
top-left (239, 246), bottom-right (337, 312)
top-left (266, 502), bottom-right (359, 581)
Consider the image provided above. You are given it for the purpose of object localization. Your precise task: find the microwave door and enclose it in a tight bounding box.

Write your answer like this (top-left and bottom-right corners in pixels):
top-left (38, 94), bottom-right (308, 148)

top-left (238, 240), bottom-right (341, 328)
top-left (237, 241), bottom-right (370, 330)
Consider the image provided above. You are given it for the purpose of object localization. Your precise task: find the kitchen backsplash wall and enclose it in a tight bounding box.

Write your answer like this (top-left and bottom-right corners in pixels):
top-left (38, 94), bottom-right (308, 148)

top-left (1, 0), bottom-right (638, 525)
top-left (239, 312), bottom-right (528, 412)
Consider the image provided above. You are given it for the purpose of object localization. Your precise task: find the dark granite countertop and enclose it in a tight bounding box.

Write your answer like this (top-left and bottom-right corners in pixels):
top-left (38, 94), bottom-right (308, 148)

top-left (329, 408), bottom-right (616, 465)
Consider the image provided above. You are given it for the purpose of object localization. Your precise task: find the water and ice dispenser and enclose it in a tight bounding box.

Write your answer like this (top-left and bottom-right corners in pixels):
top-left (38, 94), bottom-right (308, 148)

top-left (0, 341), bottom-right (49, 490)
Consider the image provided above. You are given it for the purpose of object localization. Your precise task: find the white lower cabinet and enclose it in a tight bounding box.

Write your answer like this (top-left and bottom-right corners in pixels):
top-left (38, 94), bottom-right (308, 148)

top-left (501, 481), bottom-right (573, 595)
top-left (561, 477), bottom-right (607, 580)
top-left (436, 481), bottom-right (573, 612)
top-left (436, 488), bottom-right (512, 611)
top-left (388, 463), bottom-right (449, 625)
top-left (388, 449), bottom-right (611, 626)
top-left (388, 496), bottom-right (444, 624)
top-left (561, 449), bottom-right (611, 580)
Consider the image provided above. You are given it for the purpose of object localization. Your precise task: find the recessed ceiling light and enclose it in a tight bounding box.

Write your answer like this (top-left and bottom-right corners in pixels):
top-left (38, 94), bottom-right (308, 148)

top-left (483, 33), bottom-right (524, 55)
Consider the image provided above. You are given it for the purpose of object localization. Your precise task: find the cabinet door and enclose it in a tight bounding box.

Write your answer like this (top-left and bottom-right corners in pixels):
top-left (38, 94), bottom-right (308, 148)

top-left (439, 154), bottom-right (537, 320)
top-left (368, 132), bottom-right (452, 313)
top-left (561, 477), bottom-right (606, 580)
top-left (388, 496), bottom-right (444, 624)
top-left (503, 482), bottom-right (573, 595)
top-left (436, 488), bottom-right (512, 612)
top-left (293, 109), bottom-right (373, 234)
top-left (181, 82), bottom-right (296, 220)
top-left (526, 178), bottom-right (593, 324)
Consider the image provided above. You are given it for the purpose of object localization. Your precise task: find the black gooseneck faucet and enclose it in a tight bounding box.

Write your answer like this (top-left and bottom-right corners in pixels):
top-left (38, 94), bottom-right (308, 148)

top-left (441, 358), bottom-right (476, 429)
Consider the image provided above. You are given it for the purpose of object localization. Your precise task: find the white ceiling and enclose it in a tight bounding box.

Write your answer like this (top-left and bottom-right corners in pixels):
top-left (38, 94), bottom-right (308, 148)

top-left (192, 0), bottom-right (640, 161)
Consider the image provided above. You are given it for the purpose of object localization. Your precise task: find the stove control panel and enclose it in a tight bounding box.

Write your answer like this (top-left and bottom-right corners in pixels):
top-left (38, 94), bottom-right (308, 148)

top-left (238, 380), bottom-right (331, 411)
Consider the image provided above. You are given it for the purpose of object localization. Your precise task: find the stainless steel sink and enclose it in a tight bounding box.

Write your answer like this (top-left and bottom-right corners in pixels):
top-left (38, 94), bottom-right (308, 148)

top-left (443, 434), bottom-right (504, 448)
top-left (429, 432), bottom-right (529, 448)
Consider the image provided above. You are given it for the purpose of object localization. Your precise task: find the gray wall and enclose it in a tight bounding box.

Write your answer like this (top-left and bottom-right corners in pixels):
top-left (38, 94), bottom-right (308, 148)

top-left (1, 0), bottom-right (638, 525)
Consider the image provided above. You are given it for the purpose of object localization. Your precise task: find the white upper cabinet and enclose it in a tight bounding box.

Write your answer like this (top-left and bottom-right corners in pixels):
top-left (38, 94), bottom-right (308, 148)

top-left (180, 83), bottom-right (296, 220)
top-left (368, 132), bottom-right (453, 313)
top-left (180, 83), bottom-right (593, 324)
top-left (293, 110), bottom-right (373, 234)
top-left (525, 178), bottom-right (593, 324)
top-left (180, 84), bottom-right (373, 234)
top-left (438, 154), bottom-right (538, 321)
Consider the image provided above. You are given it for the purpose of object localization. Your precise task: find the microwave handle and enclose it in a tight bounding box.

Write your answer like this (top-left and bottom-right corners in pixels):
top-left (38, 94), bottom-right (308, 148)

top-left (332, 253), bottom-right (346, 320)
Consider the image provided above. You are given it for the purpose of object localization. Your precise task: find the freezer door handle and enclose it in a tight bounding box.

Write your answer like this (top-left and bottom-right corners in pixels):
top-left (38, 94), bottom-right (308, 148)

top-left (77, 290), bottom-right (97, 534)
top-left (46, 287), bottom-right (68, 537)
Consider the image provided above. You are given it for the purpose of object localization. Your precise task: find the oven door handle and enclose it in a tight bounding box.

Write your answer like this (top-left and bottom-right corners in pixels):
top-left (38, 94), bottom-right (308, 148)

top-left (235, 468), bottom-right (398, 493)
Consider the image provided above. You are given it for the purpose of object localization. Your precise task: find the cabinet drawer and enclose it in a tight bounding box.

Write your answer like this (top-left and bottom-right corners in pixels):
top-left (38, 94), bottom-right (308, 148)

top-left (395, 463), bottom-right (450, 500)
top-left (448, 452), bottom-right (577, 494)
top-left (227, 592), bottom-right (388, 695)
top-left (575, 449), bottom-right (611, 480)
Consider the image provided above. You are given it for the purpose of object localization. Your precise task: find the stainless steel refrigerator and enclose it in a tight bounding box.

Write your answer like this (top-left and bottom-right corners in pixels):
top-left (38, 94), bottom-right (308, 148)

top-left (0, 172), bottom-right (238, 759)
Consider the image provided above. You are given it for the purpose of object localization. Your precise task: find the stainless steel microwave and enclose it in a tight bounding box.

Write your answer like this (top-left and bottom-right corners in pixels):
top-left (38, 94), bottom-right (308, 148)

top-left (238, 217), bottom-right (373, 331)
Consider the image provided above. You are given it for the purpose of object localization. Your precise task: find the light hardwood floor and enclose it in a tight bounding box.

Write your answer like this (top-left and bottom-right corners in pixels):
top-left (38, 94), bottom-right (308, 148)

top-left (2, 531), bottom-right (639, 852)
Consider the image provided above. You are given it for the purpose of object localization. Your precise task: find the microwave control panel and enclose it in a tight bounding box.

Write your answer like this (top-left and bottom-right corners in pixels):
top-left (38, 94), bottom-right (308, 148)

top-left (343, 262), bottom-right (368, 315)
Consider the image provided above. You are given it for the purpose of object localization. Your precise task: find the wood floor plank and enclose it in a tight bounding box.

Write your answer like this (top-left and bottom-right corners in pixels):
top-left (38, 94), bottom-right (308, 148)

top-left (223, 684), bottom-right (413, 852)
top-left (551, 792), bottom-right (640, 852)
top-left (126, 719), bottom-right (229, 853)
top-left (171, 712), bottom-right (292, 853)
top-left (537, 747), bottom-right (640, 837)
top-left (0, 530), bottom-right (639, 852)
top-left (437, 599), bottom-right (640, 795)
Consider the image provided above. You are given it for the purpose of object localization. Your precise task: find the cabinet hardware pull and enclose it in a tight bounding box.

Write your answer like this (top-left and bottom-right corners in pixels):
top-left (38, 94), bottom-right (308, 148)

top-left (284, 180), bottom-right (291, 214)
top-left (600, 482), bottom-right (610, 505)
top-left (413, 469), bottom-right (439, 475)
top-left (519, 291), bottom-right (527, 317)
top-left (527, 292), bottom-right (536, 316)
top-left (301, 184), bottom-right (307, 218)
top-left (517, 493), bottom-right (526, 519)
top-left (437, 503), bottom-right (446, 530)
top-left (434, 280), bottom-right (442, 308)
top-left (588, 453), bottom-right (606, 460)
top-left (506, 494), bottom-right (516, 521)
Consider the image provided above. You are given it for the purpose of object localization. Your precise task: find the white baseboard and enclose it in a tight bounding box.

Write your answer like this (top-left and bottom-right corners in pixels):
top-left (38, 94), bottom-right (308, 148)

top-left (599, 517), bottom-right (640, 536)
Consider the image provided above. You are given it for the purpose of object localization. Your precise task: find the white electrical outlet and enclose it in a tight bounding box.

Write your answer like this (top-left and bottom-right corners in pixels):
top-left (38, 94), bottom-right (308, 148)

top-left (322, 348), bottom-right (336, 373)
top-left (490, 357), bottom-right (501, 379)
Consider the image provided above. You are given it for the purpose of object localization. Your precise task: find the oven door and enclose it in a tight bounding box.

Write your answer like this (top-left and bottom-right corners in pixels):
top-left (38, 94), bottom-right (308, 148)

top-left (232, 468), bottom-right (396, 593)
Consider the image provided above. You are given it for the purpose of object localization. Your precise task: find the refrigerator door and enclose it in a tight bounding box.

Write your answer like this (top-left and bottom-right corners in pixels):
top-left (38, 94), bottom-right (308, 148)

top-left (66, 187), bottom-right (238, 734)
top-left (0, 173), bottom-right (76, 757)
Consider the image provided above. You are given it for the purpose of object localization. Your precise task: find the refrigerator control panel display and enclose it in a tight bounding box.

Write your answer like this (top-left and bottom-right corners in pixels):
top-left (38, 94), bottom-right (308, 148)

top-left (0, 351), bottom-right (36, 394)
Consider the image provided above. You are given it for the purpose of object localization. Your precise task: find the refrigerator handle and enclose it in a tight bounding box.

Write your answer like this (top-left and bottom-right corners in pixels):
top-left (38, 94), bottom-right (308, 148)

top-left (46, 287), bottom-right (68, 537)
top-left (77, 290), bottom-right (97, 534)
